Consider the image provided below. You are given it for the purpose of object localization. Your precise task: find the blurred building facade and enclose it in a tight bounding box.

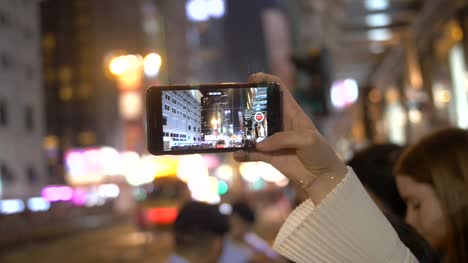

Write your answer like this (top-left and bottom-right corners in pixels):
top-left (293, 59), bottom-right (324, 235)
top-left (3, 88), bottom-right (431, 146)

top-left (370, 0), bottom-right (468, 144)
top-left (0, 1), bottom-right (46, 199)
top-left (285, 0), bottom-right (467, 157)
top-left (41, 0), bottom-right (100, 183)
top-left (40, 0), bottom-right (161, 181)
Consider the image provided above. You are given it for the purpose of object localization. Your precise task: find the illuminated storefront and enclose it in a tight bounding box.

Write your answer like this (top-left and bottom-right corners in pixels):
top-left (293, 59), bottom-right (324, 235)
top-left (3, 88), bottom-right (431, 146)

top-left (371, 2), bottom-right (467, 144)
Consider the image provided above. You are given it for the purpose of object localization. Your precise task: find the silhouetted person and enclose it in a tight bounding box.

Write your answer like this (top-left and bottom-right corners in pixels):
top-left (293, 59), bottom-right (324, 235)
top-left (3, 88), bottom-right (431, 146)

top-left (347, 144), bottom-right (406, 217)
top-left (168, 201), bottom-right (229, 263)
top-left (348, 144), bottom-right (438, 262)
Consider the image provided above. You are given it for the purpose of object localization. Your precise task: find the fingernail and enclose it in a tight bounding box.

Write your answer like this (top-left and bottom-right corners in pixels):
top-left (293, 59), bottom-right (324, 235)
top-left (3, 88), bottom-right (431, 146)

top-left (234, 150), bottom-right (244, 159)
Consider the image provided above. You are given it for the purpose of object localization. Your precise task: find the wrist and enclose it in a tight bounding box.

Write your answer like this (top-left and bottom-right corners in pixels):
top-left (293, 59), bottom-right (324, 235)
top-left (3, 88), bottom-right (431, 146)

top-left (300, 164), bottom-right (348, 205)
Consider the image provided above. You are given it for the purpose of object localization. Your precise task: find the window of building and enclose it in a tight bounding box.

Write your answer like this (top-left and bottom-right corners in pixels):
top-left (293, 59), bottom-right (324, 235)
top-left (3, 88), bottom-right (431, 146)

top-left (164, 105), bottom-right (170, 111)
top-left (163, 116), bottom-right (167, 126)
top-left (0, 12), bottom-right (9, 26)
top-left (0, 164), bottom-right (14, 184)
top-left (172, 109), bottom-right (176, 114)
top-left (25, 105), bottom-right (34, 132)
top-left (188, 126), bottom-right (191, 131)
top-left (26, 166), bottom-right (38, 184)
top-left (0, 100), bottom-right (7, 126)
top-left (173, 99), bottom-right (177, 104)
top-left (0, 53), bottom-right (11, 70)
top-left (47, 164), bottom-right (55, 180)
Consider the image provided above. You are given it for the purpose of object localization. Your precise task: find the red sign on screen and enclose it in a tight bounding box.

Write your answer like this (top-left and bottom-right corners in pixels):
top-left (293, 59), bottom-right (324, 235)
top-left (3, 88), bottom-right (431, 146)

top-left (255, 112), bottom-right (264, 122)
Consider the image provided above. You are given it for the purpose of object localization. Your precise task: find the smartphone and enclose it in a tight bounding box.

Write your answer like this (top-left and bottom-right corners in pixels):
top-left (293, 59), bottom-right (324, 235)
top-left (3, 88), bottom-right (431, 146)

top-left (146, 82), bottom-right (282, 155)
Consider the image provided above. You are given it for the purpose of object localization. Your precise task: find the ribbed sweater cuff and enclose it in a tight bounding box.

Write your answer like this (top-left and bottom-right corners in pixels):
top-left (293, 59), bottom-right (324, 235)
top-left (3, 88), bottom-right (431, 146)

top-left (273, 168), bottom-right (418, 263)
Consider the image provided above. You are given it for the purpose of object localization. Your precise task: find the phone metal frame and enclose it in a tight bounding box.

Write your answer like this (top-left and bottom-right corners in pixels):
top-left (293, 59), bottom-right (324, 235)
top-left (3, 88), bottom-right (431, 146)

top-left (146, 82), bottom-right (282, 155)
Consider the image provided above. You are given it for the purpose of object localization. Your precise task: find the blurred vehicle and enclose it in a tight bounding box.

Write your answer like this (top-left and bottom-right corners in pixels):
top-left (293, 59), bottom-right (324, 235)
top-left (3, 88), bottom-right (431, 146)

top-left (136, 176), bottom-right (190, 231)
top-left (215, 139), bottom-right (226, 148)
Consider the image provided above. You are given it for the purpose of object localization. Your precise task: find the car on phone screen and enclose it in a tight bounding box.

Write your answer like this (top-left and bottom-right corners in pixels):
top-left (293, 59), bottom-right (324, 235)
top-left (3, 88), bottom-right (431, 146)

top-left (215, 139), bottom-right (226, 148)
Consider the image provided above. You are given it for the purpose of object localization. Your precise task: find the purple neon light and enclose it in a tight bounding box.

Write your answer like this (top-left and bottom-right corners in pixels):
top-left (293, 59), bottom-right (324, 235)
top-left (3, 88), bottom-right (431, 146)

top-left (42, 186), bottom-right (73, 202)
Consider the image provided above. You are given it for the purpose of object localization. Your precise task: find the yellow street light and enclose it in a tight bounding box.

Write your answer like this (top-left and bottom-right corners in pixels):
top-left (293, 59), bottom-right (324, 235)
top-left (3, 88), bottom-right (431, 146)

top-left (109, 55), bottom-right (130, 76)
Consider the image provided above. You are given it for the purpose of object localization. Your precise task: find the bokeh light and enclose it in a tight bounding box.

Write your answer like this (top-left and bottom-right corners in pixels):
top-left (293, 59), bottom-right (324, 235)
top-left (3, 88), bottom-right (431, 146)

top-left (119, 91), bottom-right (143, 120)
top-left (331, 79), bottom-right (359, 109)
top-left (27, 197), bottom-right (51, 212)
top-left (215, 164), bottom-right (234, 181)
top-left (98, 184), bottom-right (120, 198)
top-left (218, 180), bottom-right (229, 195)
top-left (177, 154), bottom-right (208, 182)
top-left (239, 162), bottom-right (286, 183)
top-left (109, 55), bottom-right (130, 75)
top-left (0, 199), bottom-right (25, 215)
top-left (143, 53), bottom-right (162, 77)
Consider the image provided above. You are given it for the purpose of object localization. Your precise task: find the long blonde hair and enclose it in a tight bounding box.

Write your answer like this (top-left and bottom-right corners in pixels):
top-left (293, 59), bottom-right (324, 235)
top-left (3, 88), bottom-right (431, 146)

top-left (395, 128), bottom-right (468, 262)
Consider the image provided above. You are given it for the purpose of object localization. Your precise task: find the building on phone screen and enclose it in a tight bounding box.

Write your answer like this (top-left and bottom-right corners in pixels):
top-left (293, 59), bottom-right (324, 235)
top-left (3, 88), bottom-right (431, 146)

top-left (162, 90), bottom-right (202, 150)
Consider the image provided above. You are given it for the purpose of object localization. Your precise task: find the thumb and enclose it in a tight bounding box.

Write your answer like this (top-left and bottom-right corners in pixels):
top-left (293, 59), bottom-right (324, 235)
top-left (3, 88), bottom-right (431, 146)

top-left (256, 130), bottom-right (318, 152)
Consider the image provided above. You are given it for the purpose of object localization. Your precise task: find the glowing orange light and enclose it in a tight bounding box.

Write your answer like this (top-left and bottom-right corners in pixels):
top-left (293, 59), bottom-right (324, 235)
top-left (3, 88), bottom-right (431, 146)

top-left (146, 207), bottom-right (178, 224)
top-left (109, 56), bottom-right (130, 75)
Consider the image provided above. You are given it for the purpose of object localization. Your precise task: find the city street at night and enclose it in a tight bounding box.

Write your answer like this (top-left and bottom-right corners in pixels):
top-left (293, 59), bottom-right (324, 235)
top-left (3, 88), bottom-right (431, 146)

top-left (1, 0), bottom-right (467, 262)
top-left (1, 223), bottom-right (173, 263)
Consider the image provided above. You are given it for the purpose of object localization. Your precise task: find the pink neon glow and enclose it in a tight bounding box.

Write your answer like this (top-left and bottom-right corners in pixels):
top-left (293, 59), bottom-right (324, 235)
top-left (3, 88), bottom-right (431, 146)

top-left (331, 79), bottom-right (359, 109)
top-left (204, 155), bottom-right (220, 169)
top-left (72, 188), bottom-right (87, 206)
top-left (42, 186), bottom-right (74, 202)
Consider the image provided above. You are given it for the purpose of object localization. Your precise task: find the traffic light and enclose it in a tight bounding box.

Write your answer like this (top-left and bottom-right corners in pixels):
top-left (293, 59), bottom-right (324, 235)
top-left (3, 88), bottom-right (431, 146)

top-left (292, 48), bottom-right (331, 116)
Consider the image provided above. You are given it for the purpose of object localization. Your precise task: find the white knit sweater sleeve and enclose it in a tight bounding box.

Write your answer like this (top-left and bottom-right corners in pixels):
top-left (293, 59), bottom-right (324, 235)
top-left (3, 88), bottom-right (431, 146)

top-left (273, 168), bottom-right (419, 263)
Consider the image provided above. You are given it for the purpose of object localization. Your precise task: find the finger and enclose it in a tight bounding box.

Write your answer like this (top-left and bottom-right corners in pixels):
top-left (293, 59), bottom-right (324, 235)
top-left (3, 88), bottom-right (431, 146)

top-left (248, 73), bottom-right (315, 130)
top-left (256, 130), bottom-right (318, 152)
top-left (234, 150), bottom-right (272, 163)
top-left (248, 72), bottom-right (284, 87)
top-left (248, 73), bottom-right (290, 98)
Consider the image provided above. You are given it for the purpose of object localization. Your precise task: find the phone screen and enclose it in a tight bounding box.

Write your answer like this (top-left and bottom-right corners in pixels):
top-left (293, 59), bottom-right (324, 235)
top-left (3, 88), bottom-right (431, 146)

top-left (146, 83), bottom-right (282, 155)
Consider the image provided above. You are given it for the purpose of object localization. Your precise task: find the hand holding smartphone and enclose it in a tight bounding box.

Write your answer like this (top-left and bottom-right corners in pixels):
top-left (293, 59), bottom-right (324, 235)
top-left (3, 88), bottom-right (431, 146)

top-left (146, 82), bottom-right (282, 155)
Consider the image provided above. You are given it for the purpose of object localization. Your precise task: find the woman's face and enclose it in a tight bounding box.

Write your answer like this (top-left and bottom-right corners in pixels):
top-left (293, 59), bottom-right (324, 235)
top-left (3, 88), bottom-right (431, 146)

top-left (396, 175), bottom-right (448, 250)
